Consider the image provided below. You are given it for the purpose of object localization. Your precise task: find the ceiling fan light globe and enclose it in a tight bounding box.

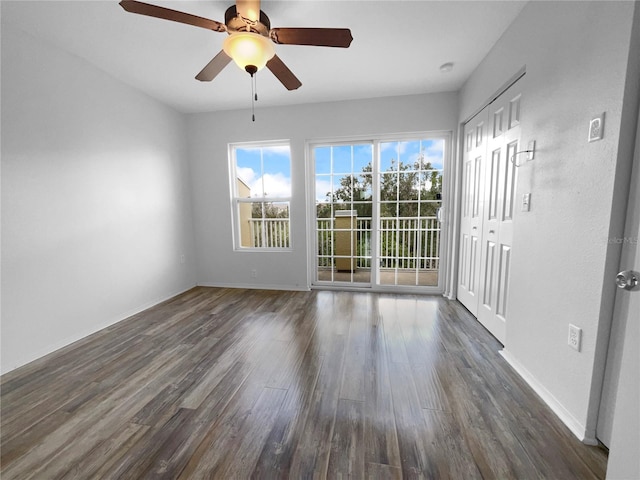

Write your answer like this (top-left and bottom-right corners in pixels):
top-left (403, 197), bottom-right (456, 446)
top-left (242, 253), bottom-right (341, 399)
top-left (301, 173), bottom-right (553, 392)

top-left (223, 32), bottom-right (275, 72)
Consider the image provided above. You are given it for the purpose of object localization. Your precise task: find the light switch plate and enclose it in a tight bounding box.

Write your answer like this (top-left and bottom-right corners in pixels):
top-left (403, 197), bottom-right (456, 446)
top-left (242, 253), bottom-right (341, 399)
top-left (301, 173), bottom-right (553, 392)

top-left (527, 140), bottom-right (536, 161)
top-left (522, 193), bottom-right (531, 212)
top-left (588, 113), bottom-right (605, 142)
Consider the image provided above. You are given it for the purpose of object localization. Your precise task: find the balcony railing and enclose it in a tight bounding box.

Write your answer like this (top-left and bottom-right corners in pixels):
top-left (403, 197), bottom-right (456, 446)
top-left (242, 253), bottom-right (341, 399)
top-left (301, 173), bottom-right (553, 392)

top-left (249, 218), bottom-right (290, 248)
top-left (317, 217), bottom-right (440, 270)
top-left (248, 217), bottom-right (440, 270)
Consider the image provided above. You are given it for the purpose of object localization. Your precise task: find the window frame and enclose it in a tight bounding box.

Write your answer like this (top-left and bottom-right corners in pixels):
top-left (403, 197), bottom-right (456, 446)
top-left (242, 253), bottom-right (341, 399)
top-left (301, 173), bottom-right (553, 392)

top-left (228, 140), bottom-right (293, 252)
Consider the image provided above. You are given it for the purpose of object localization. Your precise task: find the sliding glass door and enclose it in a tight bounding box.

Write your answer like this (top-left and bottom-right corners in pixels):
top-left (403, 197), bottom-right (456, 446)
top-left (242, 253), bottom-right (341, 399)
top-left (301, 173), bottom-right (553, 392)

top-left (314, 143), bottom-right (374, 285)
top-left (311, 134), bottom-right (447, 290)
top-left (378, 139), bottom-right (443, 287)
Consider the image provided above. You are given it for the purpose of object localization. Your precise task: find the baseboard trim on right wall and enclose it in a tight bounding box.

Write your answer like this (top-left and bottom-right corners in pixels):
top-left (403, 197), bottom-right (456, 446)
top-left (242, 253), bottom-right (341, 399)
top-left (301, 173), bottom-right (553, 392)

top-left (499, 349), bottom-right (598, 445)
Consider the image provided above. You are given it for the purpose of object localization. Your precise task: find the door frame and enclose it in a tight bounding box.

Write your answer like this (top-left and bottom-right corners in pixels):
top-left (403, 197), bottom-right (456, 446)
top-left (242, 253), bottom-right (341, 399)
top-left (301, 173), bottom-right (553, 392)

top-left (305, 131), bottom-right (453, 293)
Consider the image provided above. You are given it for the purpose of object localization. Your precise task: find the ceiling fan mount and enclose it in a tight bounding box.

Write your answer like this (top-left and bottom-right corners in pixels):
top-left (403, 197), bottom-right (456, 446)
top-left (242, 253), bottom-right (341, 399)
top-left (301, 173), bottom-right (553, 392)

top-left (119, 0), bottom-right (353, 91)
top-left (224, 5), bottom-right (271, 36)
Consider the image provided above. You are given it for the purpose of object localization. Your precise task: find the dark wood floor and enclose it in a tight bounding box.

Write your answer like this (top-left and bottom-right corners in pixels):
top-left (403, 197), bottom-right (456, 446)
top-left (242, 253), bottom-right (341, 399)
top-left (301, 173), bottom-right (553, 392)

top-left (1, 287), bottom-right (607, 479)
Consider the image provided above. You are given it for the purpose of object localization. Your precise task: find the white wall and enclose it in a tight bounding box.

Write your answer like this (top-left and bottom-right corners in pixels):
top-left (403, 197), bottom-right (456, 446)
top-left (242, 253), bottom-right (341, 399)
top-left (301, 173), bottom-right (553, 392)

top-left (458, 1), bottom-right (639, 442)
top-left (1, 24), bottom-right (197, 374)
top-left (187, 92), bottom-right (458, 290)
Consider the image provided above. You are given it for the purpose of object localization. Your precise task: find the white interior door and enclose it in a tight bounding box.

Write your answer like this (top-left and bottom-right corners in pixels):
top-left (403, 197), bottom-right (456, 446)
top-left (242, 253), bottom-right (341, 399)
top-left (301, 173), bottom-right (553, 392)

top-left (604, 173), bottom-right (640, 477)
top-left (457, 111), bottom-right (488, 315)
top-left (597, 104), bottom-right (640, 458)
top-left (476, 85), bottom-right (522, 343)
top-left (458, 80), bottom-right (522, 343)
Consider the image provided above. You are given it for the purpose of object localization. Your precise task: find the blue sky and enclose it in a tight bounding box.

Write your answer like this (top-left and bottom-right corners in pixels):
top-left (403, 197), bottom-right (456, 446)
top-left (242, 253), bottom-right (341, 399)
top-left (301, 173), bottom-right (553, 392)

top-left (234, 139), bottom-right (445, 201)
top-left (235, 145), bottom-right (291, 198)
top-left (380, 139), bottom-right (445, 171)
top-left (314, 139), bottom-right (445, 202)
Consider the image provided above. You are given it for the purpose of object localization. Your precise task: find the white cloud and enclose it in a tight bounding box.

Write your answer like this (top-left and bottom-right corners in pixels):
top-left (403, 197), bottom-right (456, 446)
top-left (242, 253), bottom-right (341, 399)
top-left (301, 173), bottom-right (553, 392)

top-left (236, 166), bottom-right (256, 186)
top-left (315, 178), bottom-right (334, 202)
top-left (263, 145), bottom-right (291, 156)
top-left (425, 139), bottom-right (445, 155)
top-left (251, 172), bottom-right (291, 198)
top-left (381, 141), bottom-right (409, 155)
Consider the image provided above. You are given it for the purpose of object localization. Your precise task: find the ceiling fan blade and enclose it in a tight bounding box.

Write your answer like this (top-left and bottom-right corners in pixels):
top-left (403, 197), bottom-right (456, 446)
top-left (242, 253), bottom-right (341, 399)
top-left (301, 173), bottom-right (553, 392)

top-left (269, 28), bottom-right (353, 48)
top-left (195, 51), bottom-right (232, 82)
top-left (236, 0), bottom-right (261, 23)
top-left (119, 0), bottom-right (226, 33)
top-left (266, 55), bottom-right (302, 91)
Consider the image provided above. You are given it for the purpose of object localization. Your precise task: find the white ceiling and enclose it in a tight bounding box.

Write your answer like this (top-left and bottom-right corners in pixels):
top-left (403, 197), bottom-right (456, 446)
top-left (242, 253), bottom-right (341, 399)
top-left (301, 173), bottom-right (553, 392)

top-left (2, 0), bottom-right (527, 114)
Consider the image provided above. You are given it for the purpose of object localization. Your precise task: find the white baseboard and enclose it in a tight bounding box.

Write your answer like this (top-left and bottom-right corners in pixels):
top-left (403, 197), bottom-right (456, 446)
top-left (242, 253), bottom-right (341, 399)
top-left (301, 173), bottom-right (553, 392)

top-left (500, 349), bottom-right (597, 445)
top-left (199, 282), bottom-right (310, 292)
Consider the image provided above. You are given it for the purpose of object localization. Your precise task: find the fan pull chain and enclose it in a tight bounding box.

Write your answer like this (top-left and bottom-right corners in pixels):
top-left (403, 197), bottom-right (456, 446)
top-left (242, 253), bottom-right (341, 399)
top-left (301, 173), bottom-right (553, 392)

top-left (245, 65), bottom-right (259, 122)
top-left (253, 73), bottom-right (258, 122)
top-left (251, 75), bottom-right (255, 122)
top-left (250, 72), bottom-right (259, 122)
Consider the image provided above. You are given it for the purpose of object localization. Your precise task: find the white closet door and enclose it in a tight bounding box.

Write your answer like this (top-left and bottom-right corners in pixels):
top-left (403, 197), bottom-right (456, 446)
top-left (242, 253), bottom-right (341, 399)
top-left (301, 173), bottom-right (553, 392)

top-left (458, 79), bottom-right (523, 343)
top-left (476, 83), bottom-right (522, 344)
top-left (457, 109), bottom-right (489, 316)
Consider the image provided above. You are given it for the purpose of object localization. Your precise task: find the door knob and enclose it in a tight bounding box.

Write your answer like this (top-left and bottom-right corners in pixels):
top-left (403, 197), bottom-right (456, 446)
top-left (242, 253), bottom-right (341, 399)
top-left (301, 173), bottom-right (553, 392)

top-left (616, 270), bottom-right (639, 290)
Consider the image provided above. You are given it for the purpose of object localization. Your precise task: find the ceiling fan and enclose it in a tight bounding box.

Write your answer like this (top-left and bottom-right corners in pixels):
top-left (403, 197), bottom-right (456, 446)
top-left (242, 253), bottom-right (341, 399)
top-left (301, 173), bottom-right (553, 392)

top-left (119, 0), bottom-right (354, 91)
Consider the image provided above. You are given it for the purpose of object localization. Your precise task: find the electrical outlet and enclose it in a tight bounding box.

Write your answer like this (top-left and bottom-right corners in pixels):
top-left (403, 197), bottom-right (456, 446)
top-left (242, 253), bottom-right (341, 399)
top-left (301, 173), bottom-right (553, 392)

top-left (568, 324), bottom-right (582, 351)
top-left (588, 114), bottom-right (605, 142)
top-left (250, 269), bottom-right (258, 279)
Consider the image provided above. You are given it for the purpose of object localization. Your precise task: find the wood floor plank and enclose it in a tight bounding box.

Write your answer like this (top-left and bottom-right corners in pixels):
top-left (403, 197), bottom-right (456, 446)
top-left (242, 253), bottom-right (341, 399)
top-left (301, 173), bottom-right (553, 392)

top-left (2, 344), bottom-right (193, 480)
top-left (58, 422), bottom-right (150, 480)
top-left (136, 360), bottom-right (253, 479)
top-left (327, 398), bottom-right (365, 479)
top-left (0, 411), bottom-right (71, 468)
top-left (287, 333), bottom-right (347, 479)
top-left (365, 462), bottom-right (403, 480)
top-left (175, 377), bottom-right (272, 479)
top-left (0, 287), bottom-right (608, 479)
top-left (101, 408), bottom-right (196, 479)
top-left (387, 360), bottom-right (439, 478)
top-left (264, 308), bottom-right (318, 390)
top-left (251, 338), bottom-right (324, 478)
top-left (207, 387), bottom-right (288, 479)
top-left (410, 362), bottom-right (449, 412)
top-left (444, 358), bottom-right (538, 478)
top-left (363, 311), bottom-right (402, 470)
top-left (421, 408), bottom-right (482, 479)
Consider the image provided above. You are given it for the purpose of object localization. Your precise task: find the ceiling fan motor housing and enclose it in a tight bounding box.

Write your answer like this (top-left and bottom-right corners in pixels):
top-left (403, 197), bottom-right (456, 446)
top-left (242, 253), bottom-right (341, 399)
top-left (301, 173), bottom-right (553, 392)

top-left (224, 5), bottom-right (270, 36)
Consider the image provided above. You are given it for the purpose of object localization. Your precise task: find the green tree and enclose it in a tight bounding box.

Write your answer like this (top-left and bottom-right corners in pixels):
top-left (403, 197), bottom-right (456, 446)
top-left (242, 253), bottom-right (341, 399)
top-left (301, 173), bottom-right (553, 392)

top-left (252, 193), bottom-right (289, 219)
top-left (319, 151), bottom-right (442, 269)
top-left (325, 153), bottom-right (442, 218)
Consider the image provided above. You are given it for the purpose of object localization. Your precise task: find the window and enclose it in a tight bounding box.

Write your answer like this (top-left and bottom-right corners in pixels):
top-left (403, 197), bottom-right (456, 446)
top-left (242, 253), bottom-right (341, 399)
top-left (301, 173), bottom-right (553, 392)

top-left (230, 141), bottom-right (292, 250)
